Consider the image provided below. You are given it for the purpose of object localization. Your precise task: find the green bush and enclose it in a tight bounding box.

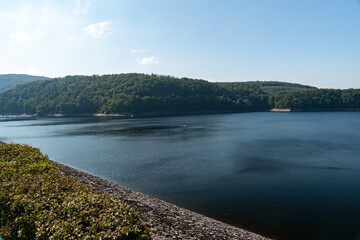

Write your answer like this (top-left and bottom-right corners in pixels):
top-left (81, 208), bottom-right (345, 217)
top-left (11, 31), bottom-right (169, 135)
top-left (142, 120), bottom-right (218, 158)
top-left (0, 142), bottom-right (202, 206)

top-left (0, 144), bottom-right (150, 240)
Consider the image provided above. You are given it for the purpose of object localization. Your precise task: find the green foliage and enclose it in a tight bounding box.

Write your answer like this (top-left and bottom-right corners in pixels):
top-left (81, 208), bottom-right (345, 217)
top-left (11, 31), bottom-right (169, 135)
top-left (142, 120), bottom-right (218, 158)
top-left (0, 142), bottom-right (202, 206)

top-left (0, 74), bottom-right (270, 115)
top-left (272, 89), bottom-right (360, 110)
top-left (0, 144), bottom-right (150, 240)
top-left (241, 81), bottom-right (317, 95)
top-left (0, 73), bottom-right (359, 114)
top-left (0, 74), bottom-right (48, 92)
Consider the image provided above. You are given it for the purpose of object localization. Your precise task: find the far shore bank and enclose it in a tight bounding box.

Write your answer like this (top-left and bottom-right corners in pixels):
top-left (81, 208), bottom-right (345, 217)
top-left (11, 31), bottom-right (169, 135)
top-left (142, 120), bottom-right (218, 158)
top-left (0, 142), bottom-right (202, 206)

top-left (2, 108), bottom-right (360, 119)
top-left (270, 108), bottom-right (291, 112)
top-left (0, 110), bottom-right (255, 119)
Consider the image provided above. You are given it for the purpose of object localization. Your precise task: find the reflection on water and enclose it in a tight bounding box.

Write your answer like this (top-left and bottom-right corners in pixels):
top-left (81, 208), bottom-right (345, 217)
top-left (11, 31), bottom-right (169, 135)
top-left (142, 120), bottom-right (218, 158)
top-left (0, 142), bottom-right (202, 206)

top-left (61, 124), bottom-right (214, 138)
top-left (1, 112), bottom-right (360, 240)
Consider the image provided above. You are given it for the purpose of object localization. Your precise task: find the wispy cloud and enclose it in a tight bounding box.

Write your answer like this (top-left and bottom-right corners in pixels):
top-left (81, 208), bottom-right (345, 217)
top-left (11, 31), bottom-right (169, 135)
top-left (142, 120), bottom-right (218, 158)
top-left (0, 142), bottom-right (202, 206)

top-left (0, 2), bottom-right (103, 76)
top-left (85, 21), bottom-right (112, 39)
top-left (285, 70), bottom-right (319, 84)
top-left (130, 48), bottom-right (147, 54)
top-left (10, 32), bottom-right (30, 41)
top-left (306, 70), bottom-right (318, 75)
top-left (10, 66), bottom-right (41, 76)
top-left (10, 29), bottom-right (46, 41)
top-left (138, 56), bottom-right (158, 65)
top-left (74, 0), bottom-right (90, 15)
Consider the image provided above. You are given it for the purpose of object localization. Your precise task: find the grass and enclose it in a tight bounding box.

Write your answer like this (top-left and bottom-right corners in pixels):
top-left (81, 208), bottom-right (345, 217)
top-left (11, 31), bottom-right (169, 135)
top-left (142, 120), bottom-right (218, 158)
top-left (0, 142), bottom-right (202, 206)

top-left (0, 143), bottom-right (150, 240)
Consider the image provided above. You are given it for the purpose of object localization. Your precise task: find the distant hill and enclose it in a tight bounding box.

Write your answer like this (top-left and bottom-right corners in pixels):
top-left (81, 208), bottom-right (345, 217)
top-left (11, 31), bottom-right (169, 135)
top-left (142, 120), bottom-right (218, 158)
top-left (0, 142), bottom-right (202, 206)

top-left (0, 73), bottom-right (358, 115)
top-left (0, 74), bottom-right (269, 115)
top-left (272, 88), bottom-right (360, 111)
top-left (0, 74), bottom-right (48, 92)
top-left (239, 81), bottom-right (317, 95)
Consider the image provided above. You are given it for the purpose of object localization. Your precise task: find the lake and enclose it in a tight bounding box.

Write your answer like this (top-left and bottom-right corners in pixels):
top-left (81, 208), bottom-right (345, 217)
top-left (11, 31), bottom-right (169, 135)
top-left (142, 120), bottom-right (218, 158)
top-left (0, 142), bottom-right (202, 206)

top-left (1, 112), bottom-right (360, 240)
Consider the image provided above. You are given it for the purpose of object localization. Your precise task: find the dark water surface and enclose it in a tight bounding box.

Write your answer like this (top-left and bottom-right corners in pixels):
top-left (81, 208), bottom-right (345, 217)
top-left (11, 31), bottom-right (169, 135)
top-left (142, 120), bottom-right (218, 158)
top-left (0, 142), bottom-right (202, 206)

top-left (1, 112), bottom-right (360, 240)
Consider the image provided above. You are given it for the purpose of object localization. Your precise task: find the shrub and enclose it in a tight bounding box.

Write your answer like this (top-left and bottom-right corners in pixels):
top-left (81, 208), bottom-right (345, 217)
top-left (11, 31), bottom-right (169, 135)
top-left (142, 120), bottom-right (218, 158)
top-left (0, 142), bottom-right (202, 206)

top-left (0, 144), bottom-right (150, 240)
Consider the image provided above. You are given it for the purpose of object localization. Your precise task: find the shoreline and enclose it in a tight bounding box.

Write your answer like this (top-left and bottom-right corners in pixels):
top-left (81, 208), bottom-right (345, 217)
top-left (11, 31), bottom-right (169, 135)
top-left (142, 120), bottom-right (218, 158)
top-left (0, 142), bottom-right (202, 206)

top-left (2, 108), bottom-right (360, 119)
top-left (49, 160), bottom-right (270, 240)
top-left (0, 110), bottom-right (257, 119)
top-left (270, 108), bottom-right (291, 112)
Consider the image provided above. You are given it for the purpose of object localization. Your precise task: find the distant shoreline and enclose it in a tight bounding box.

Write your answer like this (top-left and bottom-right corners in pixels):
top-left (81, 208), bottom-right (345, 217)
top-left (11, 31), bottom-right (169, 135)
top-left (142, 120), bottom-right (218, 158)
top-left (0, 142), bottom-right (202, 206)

top-left (1, 108), bottom-right (360, 119)
top-left (270, 108), bottom-right (291, 112)
top-left (1, 110), bottom-right (256, 119)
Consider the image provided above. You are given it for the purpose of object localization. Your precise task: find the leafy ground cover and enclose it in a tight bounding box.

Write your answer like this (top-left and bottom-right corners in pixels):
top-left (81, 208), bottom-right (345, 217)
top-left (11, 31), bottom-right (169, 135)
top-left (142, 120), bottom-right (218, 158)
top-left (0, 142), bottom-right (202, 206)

top-left (0, 143), bottom-right (150, 240)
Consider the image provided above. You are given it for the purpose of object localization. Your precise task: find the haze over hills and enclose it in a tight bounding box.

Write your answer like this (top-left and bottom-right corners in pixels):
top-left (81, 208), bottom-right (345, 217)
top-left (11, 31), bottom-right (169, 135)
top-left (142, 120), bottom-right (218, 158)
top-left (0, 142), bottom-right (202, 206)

top-left (0, 73), bottom-right (359, 116)
top-left (0, 74), bottom-right (48, 92)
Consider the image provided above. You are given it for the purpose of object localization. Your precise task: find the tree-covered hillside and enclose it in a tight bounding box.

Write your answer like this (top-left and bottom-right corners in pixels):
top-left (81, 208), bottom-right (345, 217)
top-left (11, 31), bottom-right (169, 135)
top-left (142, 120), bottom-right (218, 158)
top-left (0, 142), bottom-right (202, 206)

top-left (0, 74), bottom-right (48, 92)
top-left (0, 74), bottom-right (270, 115)
top-left (272, 89), bottom-right (360, 111)
top-left (0, 73), bottom-right (359, 115)
top-left (243, 81), bottom-right (317, 95)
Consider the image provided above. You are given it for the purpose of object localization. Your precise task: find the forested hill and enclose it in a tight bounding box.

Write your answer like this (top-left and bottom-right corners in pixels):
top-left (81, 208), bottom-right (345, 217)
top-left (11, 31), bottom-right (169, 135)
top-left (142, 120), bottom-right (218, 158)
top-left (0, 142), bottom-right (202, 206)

top-left (272, 89), bottom-right (360, 111)
top-left (240, 81), bottom-right (317, 95)
top-left (0, 73), bottom-right (359, 116)
top-left (0, 74), bottom-right (48, 92)
top-left (0, 74), bottom-right (270, 115)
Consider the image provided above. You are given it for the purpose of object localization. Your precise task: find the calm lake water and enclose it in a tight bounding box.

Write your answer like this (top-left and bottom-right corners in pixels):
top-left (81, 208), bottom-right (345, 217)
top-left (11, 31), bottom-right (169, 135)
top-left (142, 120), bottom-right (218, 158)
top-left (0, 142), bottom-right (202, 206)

top-left (1, 112), bottom-right (360, 240)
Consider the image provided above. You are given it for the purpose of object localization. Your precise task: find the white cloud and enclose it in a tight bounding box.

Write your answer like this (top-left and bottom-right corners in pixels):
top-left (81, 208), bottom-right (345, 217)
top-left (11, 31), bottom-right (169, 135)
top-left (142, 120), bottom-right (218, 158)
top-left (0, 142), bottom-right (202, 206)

top-left (10, 66), bottom-right (41, 76)
top-left (285, 76), bottom-right (297, 82)
top-left (10, 32), bottom-right (30, 41)
top-left (285, 70), bottom-right (320, 85)
top-left (306, 70), bottom-right (318, 75)
top-left (9, 29), bottom-right (46, 42)
top-left (130, 48), bottom-right (147, 54)
top-left (85, 21), bottom-right (112, 39)
top-left (0, 3), bottom-right (92, 77)
top-left (26, 66), bottom-right (40, 75)
top-left (74, 0), bottom-right (90, 15)
top-left (138, 56), bottom-right (158, 65)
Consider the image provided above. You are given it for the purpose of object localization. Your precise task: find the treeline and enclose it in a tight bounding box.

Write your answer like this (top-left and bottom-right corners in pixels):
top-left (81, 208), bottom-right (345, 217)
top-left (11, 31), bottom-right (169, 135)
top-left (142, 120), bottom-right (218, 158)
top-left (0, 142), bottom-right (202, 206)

top-left (0, 74), bottom-right (48, 92)
top-left (0, 73), bottom-right (359, 115)
top-left (241, 81), bottom-right (316, 95)
top-left (0, 74), bottom-right (270, 115)
top-left (272, 89), bottom-right (360, 111)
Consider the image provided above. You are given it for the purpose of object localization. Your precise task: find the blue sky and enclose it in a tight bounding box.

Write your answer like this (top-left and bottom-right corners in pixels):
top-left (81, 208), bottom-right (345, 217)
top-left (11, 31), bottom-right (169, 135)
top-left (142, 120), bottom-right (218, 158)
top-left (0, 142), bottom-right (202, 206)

top-left (0, 0), bottom-right (359, 88)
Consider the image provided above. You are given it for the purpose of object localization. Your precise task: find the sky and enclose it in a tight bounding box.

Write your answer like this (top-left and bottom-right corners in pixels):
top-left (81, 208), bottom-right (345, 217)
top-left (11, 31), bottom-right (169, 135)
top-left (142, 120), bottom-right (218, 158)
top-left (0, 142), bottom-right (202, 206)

top-left (0, 0), bottom-right (359, 89)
